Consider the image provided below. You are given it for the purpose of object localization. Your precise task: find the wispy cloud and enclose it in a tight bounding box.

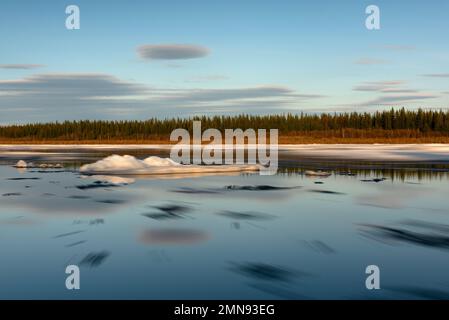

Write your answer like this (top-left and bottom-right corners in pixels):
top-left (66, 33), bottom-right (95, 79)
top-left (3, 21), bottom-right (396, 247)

top-left (167, 86), bottom-right (298, 102)
top-left (364, 93), bottom-right (438, 106)
top-left (0, 73), bottom-right (323, 122)
top-left (0, 64), bottom-right (45, 70)
top-left (137, 44), bottom-right (209, 60)
top-left (353, 80), bottom-right (439, 107)
top-left (165, 63), bottom-right (183, 68)
top-left (354, 58), bottom-right (389, 65)
top-left (0, 73), bottom-right (147, 97)
top-left (421, 73), bottom-right (449, 78)
top-left (353, 81), bottom-right (416, 93)
top-left (382, 45), bottom-right (416, 51)
top-left (0, 73), bottom-right (149, 122)
top-left (151, 86), bottom-right (325, 109)
top-left (185, 75), bottom-right (229, 83)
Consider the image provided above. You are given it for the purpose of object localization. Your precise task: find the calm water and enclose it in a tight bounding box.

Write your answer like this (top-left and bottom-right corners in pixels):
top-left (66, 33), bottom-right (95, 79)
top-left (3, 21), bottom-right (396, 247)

top-left (1, 149), bottom-right (449, 299)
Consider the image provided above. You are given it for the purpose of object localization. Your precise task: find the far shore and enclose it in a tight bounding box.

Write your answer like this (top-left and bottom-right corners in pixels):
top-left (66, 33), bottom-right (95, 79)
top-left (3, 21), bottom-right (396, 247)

top-left (2, 136), bottom-right (449, 145)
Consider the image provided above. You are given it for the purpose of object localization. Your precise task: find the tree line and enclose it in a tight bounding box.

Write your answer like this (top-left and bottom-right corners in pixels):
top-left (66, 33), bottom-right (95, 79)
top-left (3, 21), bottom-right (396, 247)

top-left (1, 108), bottom-right (449, 141)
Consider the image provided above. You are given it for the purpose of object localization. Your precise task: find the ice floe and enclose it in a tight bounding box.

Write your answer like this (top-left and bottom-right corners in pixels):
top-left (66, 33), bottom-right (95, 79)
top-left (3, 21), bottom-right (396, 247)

top-left (81, 174), bottom-right (135, 185)
top-left (79, 155), bottom-right (260, 175)
top-left (13, 160), bottom-right (63, 169)
top-left (14, 160), bottom-right (28, 168)
top-left (304, 170), bottom-right (331, 177)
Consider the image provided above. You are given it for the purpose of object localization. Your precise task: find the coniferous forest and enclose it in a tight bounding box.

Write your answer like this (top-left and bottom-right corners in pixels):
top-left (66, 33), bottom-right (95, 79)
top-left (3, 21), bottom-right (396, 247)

top-left (2, 108), bottom-right (449, 143)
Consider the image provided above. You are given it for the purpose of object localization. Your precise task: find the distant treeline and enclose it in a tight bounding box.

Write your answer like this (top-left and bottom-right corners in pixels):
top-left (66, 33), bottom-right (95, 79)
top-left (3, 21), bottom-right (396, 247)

top-left (1, 108), bottom-right (449, 141)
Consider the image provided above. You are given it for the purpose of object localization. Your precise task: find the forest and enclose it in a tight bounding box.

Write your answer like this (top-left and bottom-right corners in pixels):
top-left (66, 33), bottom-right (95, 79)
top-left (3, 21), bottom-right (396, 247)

top-left (1, 108), bottom-right (449, 143)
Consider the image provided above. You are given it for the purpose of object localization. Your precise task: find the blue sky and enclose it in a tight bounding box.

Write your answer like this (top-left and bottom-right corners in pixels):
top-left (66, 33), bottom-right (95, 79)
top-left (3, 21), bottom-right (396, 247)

top-left (0, 0), bottom-right (448, 123)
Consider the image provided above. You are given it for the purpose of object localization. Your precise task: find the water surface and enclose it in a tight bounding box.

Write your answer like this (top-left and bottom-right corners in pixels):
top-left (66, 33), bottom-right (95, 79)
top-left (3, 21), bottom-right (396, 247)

top-left (1, 148), bottom-right (449, 299)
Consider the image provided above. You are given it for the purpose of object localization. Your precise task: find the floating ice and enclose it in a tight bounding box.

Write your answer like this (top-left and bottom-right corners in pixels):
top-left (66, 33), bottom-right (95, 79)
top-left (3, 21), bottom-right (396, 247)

top-left (304, 170), bottom-right (331, 177)
top-left (12, 160), bottom-right (62, 169)
top-left (39, 163), bottom-right (63, 169)
top-left (79, 155), bottom-right (260, 175)
top-left (143, 156), bottom-right (179, 167)
top-left (81, 175), bottom-right (135, 185)
top-left (14, 160), bottom-right (28, 168)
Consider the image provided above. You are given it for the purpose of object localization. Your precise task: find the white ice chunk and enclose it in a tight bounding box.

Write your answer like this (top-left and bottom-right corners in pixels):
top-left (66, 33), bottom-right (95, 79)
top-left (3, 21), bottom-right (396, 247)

top-left (79, 155), bottom-right (260, 175)
top-left (81, 175), bottom-right (135, 185)
top-left (14, 160), bottom-right (28, 168)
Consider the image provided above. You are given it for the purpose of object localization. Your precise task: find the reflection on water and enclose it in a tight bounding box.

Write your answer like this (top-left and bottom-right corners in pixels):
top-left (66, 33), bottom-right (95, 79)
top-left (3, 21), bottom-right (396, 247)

top-left (53, 230), bottom-right (86, 239)
top-left (224, 185), bottom-right (300, 191)
top-left (139, 228), bottom-right (209, 245)
top-left (302, 240), bottom-right (336, 254)
top-left (142, 204), bottom-right (193, 220)
top-left (385, 286), bottom-right (449, 300)
top-left (277, 162), bottom-right (449, 182)
top-left (217, 210), bottom-right (275, 221)
top-left (80, 251), bottom-right (111, 268)
top-left (359, 221), bottom-right (449, 250)
top-left (230, 262), bottom-right (299, 282)
top-left (0, 150), bottom-right (449, 299)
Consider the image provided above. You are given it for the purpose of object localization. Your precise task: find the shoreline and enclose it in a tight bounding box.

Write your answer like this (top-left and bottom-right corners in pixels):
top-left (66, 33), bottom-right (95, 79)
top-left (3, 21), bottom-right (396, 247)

top-left (1, 143), bottom-right (449, 162)
top-left (2, 139), bottom-right (449, 145)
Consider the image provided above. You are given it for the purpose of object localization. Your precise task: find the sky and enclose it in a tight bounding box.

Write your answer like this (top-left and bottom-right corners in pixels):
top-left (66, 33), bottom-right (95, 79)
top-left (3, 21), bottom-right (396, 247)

top-left (0, 0), bottom-right (448, 123)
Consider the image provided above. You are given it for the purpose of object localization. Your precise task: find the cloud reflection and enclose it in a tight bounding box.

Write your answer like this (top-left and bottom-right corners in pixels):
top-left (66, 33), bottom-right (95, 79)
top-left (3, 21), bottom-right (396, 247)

top-left (139, 228), bottom-right (209, 245)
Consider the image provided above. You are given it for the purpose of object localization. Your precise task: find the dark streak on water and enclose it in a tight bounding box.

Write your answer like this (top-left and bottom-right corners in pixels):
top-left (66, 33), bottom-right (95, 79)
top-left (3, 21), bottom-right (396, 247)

top-left (307, 189), bottom-right (345, 195)
top-left (302, 240), bottom-right (336, 254)
top-left (360, 178), bottom-right (387, 183)
top-left (95, 199), bottom-right (127, 204)
top-left (359, 224), bottom-right (449, 250)
top-left (76, 181), bottom-right (121, 190)
top-left (80, 251), bottom-right (110, 268)
top-left (217, 210), bottom-right (275, 220)
top-left (230, 262), bottom-right (300, 282)
top-left (65, 240), bottom-right (87, 248)
top-left (67, 195), bottom-right (91, 199)
top-left (53, 230), bottom-right (86, 239)
top-left (386, 286), bottom-right (449, 300)
top-left (225, 185), bottom-right (300, 191)
top-left (171, 187), bottom-right (221, 194)
top-left (142, 204), bottom-right (193, 220)
top-left (2, 192), bottom-right (22, 196)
